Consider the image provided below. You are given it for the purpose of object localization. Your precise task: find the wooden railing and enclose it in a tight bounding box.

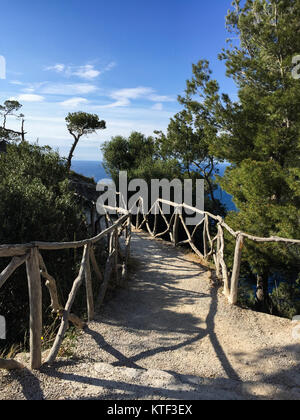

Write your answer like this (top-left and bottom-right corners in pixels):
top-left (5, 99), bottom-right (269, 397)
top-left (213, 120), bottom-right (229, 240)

top-left (0, 213), bottom-right (132, 370)
top-left (102, 196), bottom-right (300, 306)
top-left (1, 194), bottom-right (299, 371)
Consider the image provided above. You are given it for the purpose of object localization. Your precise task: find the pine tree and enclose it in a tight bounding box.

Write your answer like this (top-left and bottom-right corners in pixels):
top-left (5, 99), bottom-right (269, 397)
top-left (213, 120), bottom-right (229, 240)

top-left (211, 0), bottom-right (300, 310)
top-left (155, 60), bottom-right (224, 213)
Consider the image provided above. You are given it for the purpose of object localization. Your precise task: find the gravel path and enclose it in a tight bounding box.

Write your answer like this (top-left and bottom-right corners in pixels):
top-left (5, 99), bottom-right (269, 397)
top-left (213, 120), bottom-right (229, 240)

top-left (0, 230), bottom-right (300, 400)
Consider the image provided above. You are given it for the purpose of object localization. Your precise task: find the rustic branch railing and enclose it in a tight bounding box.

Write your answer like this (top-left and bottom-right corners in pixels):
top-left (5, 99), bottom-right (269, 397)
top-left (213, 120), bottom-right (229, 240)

top-left (102, 196), bottom-right (300, 306)
top-left (0, 213), bottom-right (131, 370)
top-left (1, 194), bottom-right (299, 372)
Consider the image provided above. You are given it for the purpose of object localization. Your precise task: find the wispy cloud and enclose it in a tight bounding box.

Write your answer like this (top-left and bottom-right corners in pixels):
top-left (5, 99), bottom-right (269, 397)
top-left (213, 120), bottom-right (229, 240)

top-left (100, 86), bottom-right (175, 108)
top-left (11, 93), bottom-right (45, 102)
top-left (40, 83), bottom-right (98, 95)
top-left (148, 94), bottom-right (174, 102)
top-left (102, 87), bottom-right (153, 107)
top-left (45, 64), bottom-right (65, 73)
top-left (69, 65), bottom-right (100, 80)
top-left (59, 97), bottom-right (89, 108)
top-left (44, 62), bottom-right (116, 80)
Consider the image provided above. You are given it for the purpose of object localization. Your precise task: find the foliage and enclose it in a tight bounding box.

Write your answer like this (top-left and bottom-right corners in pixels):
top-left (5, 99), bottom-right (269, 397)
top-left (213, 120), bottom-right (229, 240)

top-left (0, 100), bottom-right (25, 142)
top-left (0, 142), bottom-right (87, 243)
top-left (101, 131), bottom-right (182, 185)
top-left (65, 111), bottom-right (106, 170)
top-left (154, 60), bottom-right (222, 212)
top-left (207, 0), bottom-right (300, 303)
top-left (270, 274), bottom-right (300, 319)
top-left (0, 100), bottom-right (22, 127)
top-left (0, 141), bottom-right (89, 352)
top-left (65, 111), bottom-right (106, 137)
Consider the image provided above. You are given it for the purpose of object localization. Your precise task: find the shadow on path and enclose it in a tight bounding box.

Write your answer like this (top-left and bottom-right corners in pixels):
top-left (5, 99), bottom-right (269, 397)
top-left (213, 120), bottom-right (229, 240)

top-left (206, 287), bottom-right (240, 381)
top-left (10, 369), bottom-right (45, 400)
top-left (87, 286), bottom-right (240, 381)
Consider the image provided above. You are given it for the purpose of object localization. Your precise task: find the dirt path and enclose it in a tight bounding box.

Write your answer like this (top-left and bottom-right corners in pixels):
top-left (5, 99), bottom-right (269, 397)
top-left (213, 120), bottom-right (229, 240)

top-left (0, 230), bottom-right (300, 400)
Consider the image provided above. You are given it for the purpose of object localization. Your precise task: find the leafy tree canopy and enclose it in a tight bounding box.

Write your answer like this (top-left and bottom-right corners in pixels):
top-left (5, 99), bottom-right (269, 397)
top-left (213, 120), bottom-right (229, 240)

top-left (207, 0), bottom-right (300, 301)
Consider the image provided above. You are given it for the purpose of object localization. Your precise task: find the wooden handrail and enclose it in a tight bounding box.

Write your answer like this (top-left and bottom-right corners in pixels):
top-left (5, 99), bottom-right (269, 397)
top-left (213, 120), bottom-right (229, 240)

top-left (100, 196), bottom-right (300, 307)
top-left (0, 212), bottom-right (132, 370)
top-left (1, 194), bottom-right (299, 372)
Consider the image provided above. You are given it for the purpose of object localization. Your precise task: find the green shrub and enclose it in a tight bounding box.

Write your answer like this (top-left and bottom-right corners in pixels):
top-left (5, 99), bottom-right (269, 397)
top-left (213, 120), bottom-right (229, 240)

top-left (0, 142), bottom-right (89, 353)
top-left (271, 275), bottom-right (300, 320)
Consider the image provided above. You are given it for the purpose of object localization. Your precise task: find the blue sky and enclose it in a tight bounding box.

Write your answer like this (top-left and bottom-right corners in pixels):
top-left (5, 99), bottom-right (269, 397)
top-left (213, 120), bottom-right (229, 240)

top-left (0, 0), bottom-right (237, 160)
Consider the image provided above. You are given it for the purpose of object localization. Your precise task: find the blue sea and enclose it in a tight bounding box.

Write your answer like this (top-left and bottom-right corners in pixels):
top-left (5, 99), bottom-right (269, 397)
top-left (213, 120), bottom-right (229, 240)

top-left (71, 161), bottom-right (108, 182)
top-left (71, 160), bottom-right (236, 211)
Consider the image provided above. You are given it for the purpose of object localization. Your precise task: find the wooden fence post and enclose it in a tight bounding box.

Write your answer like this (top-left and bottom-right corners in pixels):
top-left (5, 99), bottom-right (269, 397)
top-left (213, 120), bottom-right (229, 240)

top-left (114, 229), bottom-right (120, 285)
top-left (153, 203), bottom-right (158, 237)
top-left (205, 214), bottom-right (213, 256)
top-left (203, 220), bottom-right (207, 258)
top-left (46, 245), bottom-right (89, 365)
top-left (229, 234), bottom-right (244, 305)
top-left (85, 243), bottom-right (94, 321)
top-left (217, 225), bottom-right (230, 298)
top-left (127, 214), bottom-right (132, 260)
top-left (124, 215), bottom-right (132, 275)
top-left (136, 199), bottom-right (141, 229)
top-left (26, 247), bottom-right (42, 370)
top-left (215, 229), bottom-right (221, 278)
top-left (173, 208), bottom-right (179, 247)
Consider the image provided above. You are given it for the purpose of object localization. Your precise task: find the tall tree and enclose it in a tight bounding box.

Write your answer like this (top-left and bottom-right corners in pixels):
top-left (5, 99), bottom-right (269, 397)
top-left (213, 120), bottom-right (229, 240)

top-left (66, 112), bottom-right (106, 170)
top-left (155, 60), bottom-right (222, 210)
top-left (211, 0), bottom-right (300, 310)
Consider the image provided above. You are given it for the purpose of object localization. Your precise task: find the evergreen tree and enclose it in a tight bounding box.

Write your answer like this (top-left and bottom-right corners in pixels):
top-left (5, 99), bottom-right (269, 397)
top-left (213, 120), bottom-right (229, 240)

top-left (155, 60), bottom-right (223, 213)
top-left (211, 0), bottom-right (300, 310)
top-left (66, 112), bottom-right (106, 171)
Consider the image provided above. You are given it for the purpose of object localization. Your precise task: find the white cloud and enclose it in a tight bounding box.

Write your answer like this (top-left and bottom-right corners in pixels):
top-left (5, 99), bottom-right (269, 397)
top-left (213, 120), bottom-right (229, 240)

top-left (45, 64), bottom-right (65, 73)
top-left (100, 98), bottom-right (130, 108)
top-left (148, 94), bottom-right (174, 102)
top-left (70, 65), bottom-right (100, 80)
top-left (59, 97), bottom-right (89, 108)
top-left (98, 87), bottom-right (152, 108)
top-left (44, 62), bottom-right (116, 80)
top-left (40, 83), bottom-right (98, 95)
top-left (112, 87), bottom-right (154, 100)
top-left (100, 86), bottom-right (175, 108)
top-left (12, 94), bottom-right (44, 102)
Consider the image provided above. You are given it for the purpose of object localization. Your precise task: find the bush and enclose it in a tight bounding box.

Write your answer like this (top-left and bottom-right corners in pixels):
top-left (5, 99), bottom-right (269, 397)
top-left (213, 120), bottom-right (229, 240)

top-left (270, 275), bottom-right (300, 319)
top-left (0, 142), bottom-right (89, 353)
